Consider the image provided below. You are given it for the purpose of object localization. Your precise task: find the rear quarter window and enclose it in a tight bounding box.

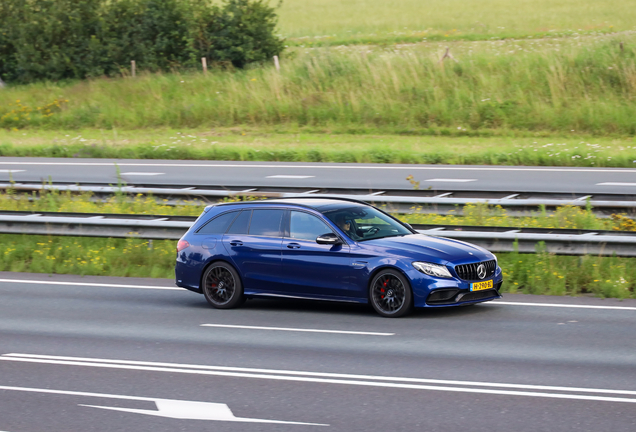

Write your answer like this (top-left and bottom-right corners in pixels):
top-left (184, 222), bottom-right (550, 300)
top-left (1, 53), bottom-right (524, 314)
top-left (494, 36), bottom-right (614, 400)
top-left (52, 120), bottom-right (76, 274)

top-left (197, 211), bottom-right (239, 234)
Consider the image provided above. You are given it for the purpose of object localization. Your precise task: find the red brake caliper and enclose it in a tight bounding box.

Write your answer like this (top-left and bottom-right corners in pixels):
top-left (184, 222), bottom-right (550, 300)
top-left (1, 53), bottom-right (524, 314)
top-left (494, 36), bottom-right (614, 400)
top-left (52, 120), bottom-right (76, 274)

top-left (381, 280), bottom-right (386, 298)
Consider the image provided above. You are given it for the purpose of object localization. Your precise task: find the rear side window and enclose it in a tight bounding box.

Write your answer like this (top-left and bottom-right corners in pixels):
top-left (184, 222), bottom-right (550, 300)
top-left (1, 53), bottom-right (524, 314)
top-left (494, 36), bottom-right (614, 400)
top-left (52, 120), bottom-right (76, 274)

top-left (249, 209), bottom-right (284, 237)
top-left (226, 210), bottom-right (252, 234)
top-left (197, 211), bottom-right (239, 234)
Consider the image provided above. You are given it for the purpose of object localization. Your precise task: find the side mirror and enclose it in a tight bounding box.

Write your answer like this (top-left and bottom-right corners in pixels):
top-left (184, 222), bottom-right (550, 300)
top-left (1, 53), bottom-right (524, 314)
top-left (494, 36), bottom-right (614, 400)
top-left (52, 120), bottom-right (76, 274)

top-left (316, 233), bottom-right (342, 245)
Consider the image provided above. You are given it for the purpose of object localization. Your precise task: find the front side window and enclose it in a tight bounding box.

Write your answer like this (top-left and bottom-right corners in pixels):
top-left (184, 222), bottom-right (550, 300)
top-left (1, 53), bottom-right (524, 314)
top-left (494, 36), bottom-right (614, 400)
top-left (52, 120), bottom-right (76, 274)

top-left (322, 206), bottom-right (411, 241)
top-left (248, 209), bottom-right (284, 237)
top-left (289, 211), bottom-right (334, 241)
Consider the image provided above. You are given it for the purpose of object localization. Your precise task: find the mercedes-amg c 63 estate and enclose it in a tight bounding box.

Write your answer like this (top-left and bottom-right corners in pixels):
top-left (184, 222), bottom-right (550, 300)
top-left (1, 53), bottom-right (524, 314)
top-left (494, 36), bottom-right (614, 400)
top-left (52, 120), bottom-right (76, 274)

top-left (175, 198), bottom-right (503, 317)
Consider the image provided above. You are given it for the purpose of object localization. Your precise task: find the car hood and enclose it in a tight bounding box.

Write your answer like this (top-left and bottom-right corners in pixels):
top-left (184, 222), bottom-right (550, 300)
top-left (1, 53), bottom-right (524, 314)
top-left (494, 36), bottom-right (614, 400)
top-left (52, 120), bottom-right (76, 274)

top-left (360, 234), bottom-right (493, 264)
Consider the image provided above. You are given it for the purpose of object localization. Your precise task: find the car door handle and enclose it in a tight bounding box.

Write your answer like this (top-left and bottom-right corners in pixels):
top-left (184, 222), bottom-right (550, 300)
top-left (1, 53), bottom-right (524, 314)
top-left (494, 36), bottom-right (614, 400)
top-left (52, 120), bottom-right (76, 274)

top-left (286, 243), bottom-right (301, 249)
top-left (229, 240), bottom-right (243, 246)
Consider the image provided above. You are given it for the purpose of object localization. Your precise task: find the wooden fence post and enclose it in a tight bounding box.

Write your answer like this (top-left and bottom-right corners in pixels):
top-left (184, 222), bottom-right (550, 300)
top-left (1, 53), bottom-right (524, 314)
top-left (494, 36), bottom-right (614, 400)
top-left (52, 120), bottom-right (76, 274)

top-left (201, 57), bottom-right (208, 73)
top-left (273, 55), bottom-right (280, 72)
top-left (131, 60), bottom-right (136, 77)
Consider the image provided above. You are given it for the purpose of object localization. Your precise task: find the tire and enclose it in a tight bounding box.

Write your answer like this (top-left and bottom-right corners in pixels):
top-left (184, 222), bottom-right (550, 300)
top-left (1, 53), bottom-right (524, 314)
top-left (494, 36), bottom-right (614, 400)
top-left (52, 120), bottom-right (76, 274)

top-left (369, 269), bottom-right (413, 318)
top-left (201, 262), bottom-right (245, 309)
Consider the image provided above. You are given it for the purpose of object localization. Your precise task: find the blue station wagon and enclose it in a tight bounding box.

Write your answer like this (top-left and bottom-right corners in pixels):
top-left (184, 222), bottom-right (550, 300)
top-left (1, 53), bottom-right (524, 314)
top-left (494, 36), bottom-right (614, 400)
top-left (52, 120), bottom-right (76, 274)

top-left (175, 198), bottom-right (503, 317)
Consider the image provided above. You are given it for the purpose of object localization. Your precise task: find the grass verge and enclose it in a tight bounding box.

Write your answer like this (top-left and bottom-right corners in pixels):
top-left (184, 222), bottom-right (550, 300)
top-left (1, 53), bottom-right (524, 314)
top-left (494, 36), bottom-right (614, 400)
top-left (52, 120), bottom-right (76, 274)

top-left (1, 129), bottom-right (635, 167)
top-left (1, 235), bottom-right (633, 299)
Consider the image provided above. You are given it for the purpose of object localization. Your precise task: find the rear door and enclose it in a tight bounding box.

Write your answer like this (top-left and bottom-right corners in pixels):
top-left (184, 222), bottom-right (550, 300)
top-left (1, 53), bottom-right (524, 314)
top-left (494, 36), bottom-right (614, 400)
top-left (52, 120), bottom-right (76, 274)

top-left (281, 210), bottom-right (355, 299)
top-left (222, 209), bottom-right (285, 293)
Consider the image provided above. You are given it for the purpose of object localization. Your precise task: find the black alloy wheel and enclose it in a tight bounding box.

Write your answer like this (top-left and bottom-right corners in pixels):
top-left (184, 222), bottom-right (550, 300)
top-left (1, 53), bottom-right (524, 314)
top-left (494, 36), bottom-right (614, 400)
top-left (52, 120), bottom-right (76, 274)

top-left (202, 262), bottom-right (245, 309)
top-left (369, 270), bottom-right (413, 317)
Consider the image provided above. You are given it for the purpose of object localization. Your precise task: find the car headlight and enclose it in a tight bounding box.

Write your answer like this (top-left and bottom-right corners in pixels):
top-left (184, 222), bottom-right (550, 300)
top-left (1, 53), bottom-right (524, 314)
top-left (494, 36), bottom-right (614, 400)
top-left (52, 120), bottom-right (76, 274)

top-left (412, 262), bottom-right (453, 278)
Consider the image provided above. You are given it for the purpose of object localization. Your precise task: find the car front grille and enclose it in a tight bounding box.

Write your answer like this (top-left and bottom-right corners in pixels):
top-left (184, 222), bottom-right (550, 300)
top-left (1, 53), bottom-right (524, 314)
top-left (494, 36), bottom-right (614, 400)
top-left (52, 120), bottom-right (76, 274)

top-left (454, 260), bottom-right (497, 281)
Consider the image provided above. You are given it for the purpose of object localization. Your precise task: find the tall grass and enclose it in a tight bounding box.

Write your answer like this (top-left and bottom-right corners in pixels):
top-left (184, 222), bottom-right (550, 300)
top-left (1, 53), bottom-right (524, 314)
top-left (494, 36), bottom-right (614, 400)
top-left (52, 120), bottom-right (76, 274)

top-left (2, 36), bottom-right (636, 136)
top-left (1, 234), bottom-right (634, 298)
top-left (275, 0), bottom-right (633, 44)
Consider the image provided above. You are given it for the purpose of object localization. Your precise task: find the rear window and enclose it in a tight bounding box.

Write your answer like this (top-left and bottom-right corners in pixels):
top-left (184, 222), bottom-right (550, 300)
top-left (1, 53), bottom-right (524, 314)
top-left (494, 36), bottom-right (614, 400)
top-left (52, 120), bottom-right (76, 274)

top-left (197, 211), bottom-right (239, 234)
top-left (248, 209), bottom-right (284, 237)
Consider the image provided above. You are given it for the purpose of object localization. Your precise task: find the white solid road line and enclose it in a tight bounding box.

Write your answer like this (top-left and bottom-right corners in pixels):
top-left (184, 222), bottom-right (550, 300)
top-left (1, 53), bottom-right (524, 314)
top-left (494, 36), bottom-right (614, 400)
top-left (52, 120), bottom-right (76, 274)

top-left (596, 182), bottom-right (636, 186)
top-left (201, 324), bottom-right (394, 336)
top-left (119, 172), bottom-right (165, 176)
top-left (1, 161), bottom-right (636, 173)
top-left (0, 278), bottom-right (634, 310)
top-left (0, 384), bottom-right (327, 426)
top-left (0, 169), bottom-right (25, 173)
top-left (8, 353), bottom-right (636, 396)
top-left (493, 301), bottom-right (636, 311)
top-left (425, 178), bottom-right (477, 182)
top-left (0, 278), bottom-right (180, 290)
top-left (3, 354), bottom-right (636, 404)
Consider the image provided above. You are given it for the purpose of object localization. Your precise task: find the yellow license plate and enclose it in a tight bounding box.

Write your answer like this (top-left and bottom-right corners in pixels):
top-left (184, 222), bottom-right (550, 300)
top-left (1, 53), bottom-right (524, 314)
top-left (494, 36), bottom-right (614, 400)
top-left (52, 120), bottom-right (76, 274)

top-left (471, 280), bottom-right (493, 291)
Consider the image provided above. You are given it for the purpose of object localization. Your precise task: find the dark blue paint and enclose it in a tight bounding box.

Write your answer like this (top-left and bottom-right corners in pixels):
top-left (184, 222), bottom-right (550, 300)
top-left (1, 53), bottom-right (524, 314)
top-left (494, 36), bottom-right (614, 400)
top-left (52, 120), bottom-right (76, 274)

top-left (175, 199), bottom-right (503, 309)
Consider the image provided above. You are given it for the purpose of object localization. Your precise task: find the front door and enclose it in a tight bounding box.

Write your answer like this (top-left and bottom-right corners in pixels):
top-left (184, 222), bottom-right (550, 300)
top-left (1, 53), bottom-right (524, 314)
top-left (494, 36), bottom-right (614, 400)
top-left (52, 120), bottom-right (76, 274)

top-left (281, 210), bottom-right (355, 299)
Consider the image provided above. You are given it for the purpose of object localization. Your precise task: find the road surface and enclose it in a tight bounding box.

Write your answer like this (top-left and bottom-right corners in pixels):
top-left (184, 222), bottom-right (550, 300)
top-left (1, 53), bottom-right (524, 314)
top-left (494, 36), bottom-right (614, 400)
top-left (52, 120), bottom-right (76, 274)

top-left (1, 272), bottom-right (635, 431)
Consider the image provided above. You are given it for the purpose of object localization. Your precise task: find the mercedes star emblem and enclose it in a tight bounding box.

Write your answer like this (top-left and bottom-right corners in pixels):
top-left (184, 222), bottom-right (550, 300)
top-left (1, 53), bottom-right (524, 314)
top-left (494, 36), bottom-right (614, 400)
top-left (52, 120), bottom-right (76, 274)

top-left (477, 264), bottom-right (487, 279)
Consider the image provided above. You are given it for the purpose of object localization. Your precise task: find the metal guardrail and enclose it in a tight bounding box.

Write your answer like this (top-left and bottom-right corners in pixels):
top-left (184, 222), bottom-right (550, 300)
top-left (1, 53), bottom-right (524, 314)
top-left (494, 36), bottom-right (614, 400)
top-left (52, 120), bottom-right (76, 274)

top-left (1, 183), bottom-right (635, 214)
top-left (1, 211), bottom-right (635, 257)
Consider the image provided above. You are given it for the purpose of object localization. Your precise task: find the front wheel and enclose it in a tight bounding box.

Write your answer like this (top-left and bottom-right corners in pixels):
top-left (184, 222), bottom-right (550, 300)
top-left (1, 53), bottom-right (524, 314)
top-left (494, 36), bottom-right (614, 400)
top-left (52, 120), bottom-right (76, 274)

top-left (369, 270), bottom-right (413, 318)
top-left (202, 262), bottom-right (245, 309)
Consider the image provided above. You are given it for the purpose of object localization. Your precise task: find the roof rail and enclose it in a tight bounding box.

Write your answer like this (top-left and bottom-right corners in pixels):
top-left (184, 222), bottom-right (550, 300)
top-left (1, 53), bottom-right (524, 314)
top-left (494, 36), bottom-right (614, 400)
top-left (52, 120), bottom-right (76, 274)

top-left (215, 196), bottom-right (371, 209)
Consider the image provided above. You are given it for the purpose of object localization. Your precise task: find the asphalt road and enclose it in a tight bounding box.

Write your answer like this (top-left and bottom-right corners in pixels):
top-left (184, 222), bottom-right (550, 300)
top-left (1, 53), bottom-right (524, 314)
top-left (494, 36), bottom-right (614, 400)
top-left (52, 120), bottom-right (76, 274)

top-left (1, 157), bottom-right (636, 194)
top-left (1, 272), bottom-right (636, 431)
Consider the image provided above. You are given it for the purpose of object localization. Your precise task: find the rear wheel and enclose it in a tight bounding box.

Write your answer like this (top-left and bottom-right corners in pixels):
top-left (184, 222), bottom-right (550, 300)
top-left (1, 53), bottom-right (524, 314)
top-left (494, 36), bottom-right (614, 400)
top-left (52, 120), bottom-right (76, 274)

top-left (369, 270), bottom-right (413, 318)
top-left (202, 262), bottom-right (245, 309)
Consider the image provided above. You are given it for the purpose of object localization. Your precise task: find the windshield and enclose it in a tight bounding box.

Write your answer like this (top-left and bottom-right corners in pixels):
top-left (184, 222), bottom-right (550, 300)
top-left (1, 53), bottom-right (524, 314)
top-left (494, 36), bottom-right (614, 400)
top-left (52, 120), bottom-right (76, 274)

top-left (322, 206), bottom-right (412, 242)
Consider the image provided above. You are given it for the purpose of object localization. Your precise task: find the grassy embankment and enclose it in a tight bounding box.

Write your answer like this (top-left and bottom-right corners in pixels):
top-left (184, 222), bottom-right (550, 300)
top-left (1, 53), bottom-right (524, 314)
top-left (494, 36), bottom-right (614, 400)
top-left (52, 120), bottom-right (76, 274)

top-left (1, 190), bottom-right (634, 299)
top-left (275, 0), bottom-right (634, 45)
top-left (1, 34), bottom-right (636, 165)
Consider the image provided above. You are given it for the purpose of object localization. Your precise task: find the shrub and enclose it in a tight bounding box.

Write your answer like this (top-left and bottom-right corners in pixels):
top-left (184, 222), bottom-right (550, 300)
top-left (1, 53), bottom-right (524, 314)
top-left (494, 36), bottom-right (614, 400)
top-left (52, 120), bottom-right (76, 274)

top-left (0, 0), bottom-right (284, 83)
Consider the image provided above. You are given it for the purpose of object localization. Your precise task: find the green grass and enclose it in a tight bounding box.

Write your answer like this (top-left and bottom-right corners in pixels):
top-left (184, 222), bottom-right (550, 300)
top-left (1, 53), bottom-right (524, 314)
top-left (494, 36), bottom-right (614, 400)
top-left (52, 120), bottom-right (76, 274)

top-left (1, 128), bottom-right (635, 167)
top-left (2, 234), bottom-right (634, 299)
top-left (2, 34), bottom-right (636, 140)
top-left (275, 0), bottom-right (632, 45)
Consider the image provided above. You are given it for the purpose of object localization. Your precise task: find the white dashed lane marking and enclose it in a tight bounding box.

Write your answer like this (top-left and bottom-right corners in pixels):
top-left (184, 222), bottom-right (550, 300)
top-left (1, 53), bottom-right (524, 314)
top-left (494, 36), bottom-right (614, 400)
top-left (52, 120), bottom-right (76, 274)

top-left (119, 172), bottom-right (164, 176)
top-left (201, 324), bottom-right (394, 336)
top-left (266, 175), bottom-right (315, 179)
top-left (425, 178), bottom-right (477, 182)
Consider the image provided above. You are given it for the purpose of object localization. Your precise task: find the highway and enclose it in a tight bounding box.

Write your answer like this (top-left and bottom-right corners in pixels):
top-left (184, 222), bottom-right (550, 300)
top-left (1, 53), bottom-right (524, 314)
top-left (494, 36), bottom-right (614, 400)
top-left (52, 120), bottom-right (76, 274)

top-left (1, 157), bottom-right (636, 194)
top-left (1, 272), bottom-right (636, 431)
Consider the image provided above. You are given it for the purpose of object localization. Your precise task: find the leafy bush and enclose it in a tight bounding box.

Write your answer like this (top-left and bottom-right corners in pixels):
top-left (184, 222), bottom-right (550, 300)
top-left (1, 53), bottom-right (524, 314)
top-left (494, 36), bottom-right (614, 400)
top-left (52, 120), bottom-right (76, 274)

top-left (0, 0), bottom-right (284, 83)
